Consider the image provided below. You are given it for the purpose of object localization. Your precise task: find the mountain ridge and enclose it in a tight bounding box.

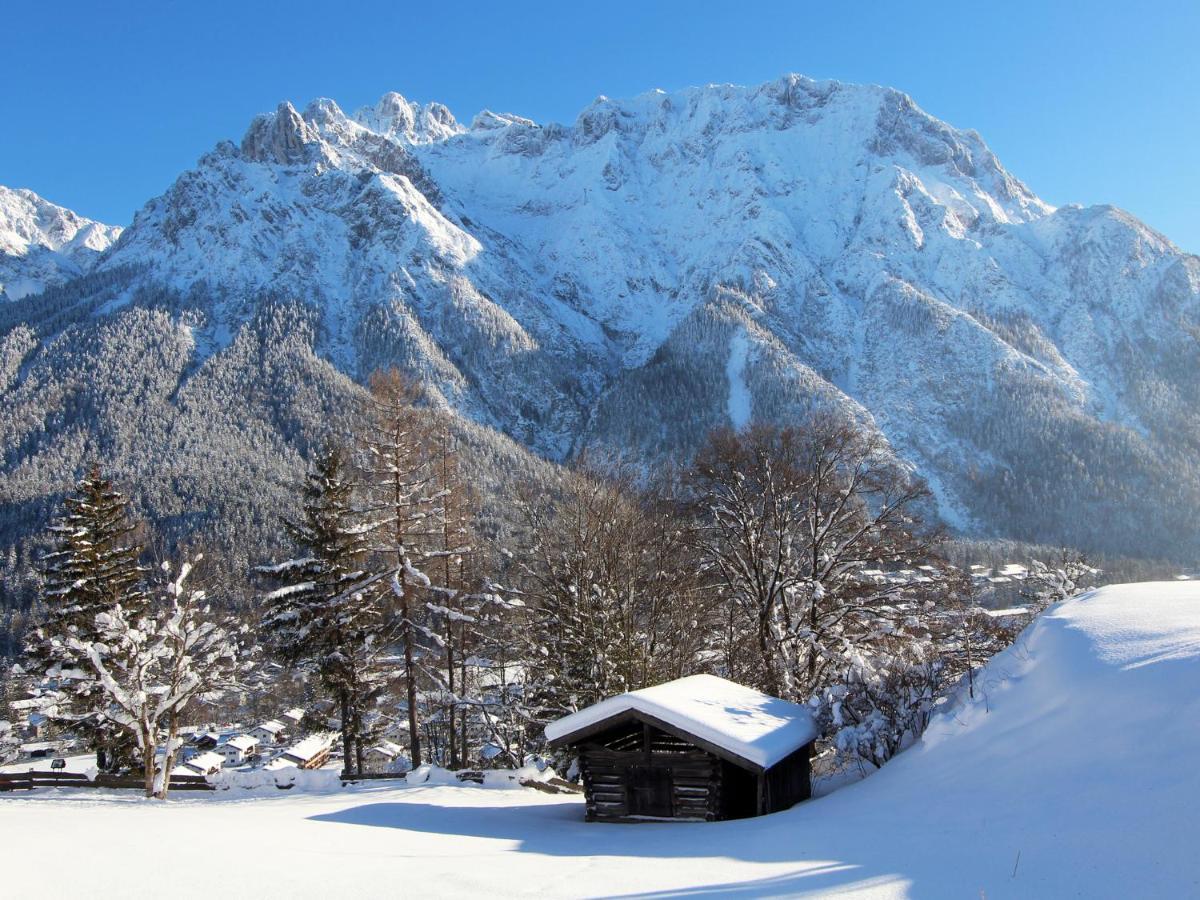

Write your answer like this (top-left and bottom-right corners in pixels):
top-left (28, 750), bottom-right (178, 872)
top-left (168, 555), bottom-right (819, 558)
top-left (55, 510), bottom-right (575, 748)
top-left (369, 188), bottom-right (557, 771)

top-left (1, 73), bottom-right (1197, 568)
top-left (0, 186), bottom-right (122, 301)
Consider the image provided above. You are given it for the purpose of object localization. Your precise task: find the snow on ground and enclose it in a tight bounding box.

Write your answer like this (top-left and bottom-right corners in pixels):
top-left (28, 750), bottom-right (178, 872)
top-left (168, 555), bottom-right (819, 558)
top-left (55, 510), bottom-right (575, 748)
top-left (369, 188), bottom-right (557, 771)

top-left (3, 582), bottom-right (1199, 898)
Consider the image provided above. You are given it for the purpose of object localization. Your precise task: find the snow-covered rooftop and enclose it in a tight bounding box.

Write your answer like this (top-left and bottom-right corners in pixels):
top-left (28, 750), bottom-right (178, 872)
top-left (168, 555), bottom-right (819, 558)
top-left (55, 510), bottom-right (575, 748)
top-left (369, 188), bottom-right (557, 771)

top-left (224, 735), bottom-right (259, 753)
top-left (282, 733), bottom-right (336, 763)
top-left (545, 674), bottom-right (816, 770)
top-left (254, 720), bottom-right (287, 735)
top-left (182, 751), bottom-right (224, 773)
top-left (368, 740), bottom-right (406, 759)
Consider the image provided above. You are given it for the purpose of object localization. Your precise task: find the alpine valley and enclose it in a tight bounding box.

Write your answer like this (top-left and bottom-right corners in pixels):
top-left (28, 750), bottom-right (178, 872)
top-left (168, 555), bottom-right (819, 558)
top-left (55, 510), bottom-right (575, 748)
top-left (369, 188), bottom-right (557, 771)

top-left (2, 74), bottom-right (1199, 600)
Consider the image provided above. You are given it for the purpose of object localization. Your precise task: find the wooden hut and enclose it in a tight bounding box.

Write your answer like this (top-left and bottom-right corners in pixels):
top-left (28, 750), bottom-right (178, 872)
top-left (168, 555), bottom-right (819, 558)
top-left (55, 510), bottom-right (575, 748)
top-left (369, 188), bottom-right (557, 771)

top-left (546, 674), bottom-right (816, 822)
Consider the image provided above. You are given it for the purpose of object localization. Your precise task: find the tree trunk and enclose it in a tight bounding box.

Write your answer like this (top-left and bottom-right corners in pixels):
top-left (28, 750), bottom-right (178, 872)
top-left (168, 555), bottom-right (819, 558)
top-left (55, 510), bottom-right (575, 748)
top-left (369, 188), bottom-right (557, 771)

top-left (141, 726), bottom-right (156, 799)
top-left (155, 713), bottom-right (181, 800)
top-left (400, 574), bottom-right (422, 767)
top-left (447, 633), bottom-right (457, 769)
top-left (355, 713), bottom-right (365, 776)
top-left (340, 691), bottom-right (354, 777)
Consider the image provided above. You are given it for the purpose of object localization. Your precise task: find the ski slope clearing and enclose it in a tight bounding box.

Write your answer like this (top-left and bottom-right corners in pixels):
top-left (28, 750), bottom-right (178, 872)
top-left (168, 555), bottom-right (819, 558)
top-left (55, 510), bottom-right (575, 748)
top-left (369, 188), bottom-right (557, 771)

top-left (3, 582), bottom-right (1198, 898)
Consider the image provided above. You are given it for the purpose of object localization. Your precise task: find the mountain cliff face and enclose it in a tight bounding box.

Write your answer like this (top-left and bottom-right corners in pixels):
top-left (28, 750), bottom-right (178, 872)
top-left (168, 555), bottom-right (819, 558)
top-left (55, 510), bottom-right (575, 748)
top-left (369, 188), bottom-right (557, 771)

top-left (2, 74), bottom-right (1198, 566)
top-left (0, 187), bottom-right (121, 301)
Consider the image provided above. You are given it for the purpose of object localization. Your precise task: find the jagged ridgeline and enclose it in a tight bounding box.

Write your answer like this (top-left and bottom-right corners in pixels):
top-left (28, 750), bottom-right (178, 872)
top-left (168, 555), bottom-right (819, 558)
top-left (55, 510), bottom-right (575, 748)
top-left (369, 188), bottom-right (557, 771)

top-left (1, 74), bottom-right (1199, 612)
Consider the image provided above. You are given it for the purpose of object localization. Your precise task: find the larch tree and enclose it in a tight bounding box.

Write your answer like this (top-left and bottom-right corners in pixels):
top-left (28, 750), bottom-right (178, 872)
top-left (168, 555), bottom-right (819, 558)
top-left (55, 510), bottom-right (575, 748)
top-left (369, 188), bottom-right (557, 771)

top-left (425, 424), bottom-right (475, 768)
top-left (358, 370), bottom-right (445, 769)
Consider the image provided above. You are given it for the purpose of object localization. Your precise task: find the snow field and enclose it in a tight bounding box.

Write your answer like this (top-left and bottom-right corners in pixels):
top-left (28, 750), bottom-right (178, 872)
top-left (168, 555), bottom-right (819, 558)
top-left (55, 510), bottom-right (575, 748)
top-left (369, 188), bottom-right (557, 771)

top-left (2, 582), bottom-right (1198, 898)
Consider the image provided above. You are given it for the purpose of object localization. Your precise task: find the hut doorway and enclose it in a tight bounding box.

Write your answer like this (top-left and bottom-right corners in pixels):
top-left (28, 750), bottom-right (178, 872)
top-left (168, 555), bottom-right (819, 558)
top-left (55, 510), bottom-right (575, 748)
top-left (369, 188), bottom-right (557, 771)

top-left (628, 764), bottom-right (673, 817)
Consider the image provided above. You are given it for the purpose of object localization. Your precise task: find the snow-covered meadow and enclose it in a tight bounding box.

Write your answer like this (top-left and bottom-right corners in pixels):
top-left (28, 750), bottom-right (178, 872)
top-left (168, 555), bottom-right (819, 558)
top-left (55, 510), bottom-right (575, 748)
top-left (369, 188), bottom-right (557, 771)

top-left (4, 581), bottom-right (1199, 898)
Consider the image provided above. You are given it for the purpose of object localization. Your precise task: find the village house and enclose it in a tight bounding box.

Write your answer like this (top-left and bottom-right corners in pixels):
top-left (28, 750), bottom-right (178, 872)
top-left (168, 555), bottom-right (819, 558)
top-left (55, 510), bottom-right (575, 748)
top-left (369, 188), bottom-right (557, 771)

top-left (268, 733), bottom-right (336, 771)
top-left (176, 751), bottom-right (224, 777)
top-left (249, 720), bottom-right (288, 746)
top-left (363, 740), bottom-right (409, 774)
top-left (219, 735), bottom-right (260, 767)
top-left (546, 674), bottom-right (816, 822)
top-left (189, 731), bottom-right (220, 751)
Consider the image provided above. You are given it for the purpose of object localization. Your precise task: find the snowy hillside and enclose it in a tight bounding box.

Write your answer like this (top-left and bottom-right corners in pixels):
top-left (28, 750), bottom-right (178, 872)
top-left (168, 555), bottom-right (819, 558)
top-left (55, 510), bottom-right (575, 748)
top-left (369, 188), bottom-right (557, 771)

top-left (3, 581), bottom-right (1198, 897)
top-left (0, 186), bottom-right (121, 300)
top-left (2, 74), bottom-right (1199, 561)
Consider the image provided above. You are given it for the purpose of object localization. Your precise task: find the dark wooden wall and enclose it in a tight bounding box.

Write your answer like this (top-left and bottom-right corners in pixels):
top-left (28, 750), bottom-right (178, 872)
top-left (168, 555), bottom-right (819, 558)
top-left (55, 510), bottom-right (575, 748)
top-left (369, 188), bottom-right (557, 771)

top-left (577, 720), bottom-right (722, 821)
top-left (569, 716), bottom-right (812, 822)
top-left (762, 742), bottom-right (813, 813)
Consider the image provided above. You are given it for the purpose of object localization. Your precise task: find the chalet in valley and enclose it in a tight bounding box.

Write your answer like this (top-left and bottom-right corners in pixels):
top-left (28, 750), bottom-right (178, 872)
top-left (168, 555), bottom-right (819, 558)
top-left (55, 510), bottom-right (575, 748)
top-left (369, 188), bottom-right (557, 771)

top-left (219, 735), bottom-right (260, 766)
top-left (249, 720), bottom-right (288, 746)
top-left (267, 733), bottom-right (337, 771)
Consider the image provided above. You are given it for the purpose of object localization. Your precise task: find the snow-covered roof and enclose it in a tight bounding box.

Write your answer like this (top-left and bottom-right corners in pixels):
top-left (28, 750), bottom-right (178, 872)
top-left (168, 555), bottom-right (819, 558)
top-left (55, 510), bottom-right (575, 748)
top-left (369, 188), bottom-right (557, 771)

top-left (283, 733), bottom-right (335, 763)
top-left (367, 740), bottom-right (406, 759)
top-left (224, 735), bottom-right (259, 753)
top-left (986, 607), bottom-right (1031, 619)
top-left (183, 751), bottom-right (224, 773)
top-left (281, 708), bottom-right (305, 722)
top-left (254, 720), bottom-right (287, 735)
top-left (545, 674), bottom-right (817, 770)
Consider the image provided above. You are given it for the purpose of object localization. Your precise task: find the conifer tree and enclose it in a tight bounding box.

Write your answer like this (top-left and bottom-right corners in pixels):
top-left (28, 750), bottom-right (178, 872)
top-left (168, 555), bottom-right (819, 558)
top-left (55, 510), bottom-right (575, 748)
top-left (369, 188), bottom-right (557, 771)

top-left (24, 464), bottom-right (147, 770)
top-left (257, 445), bottom-right (392, 776)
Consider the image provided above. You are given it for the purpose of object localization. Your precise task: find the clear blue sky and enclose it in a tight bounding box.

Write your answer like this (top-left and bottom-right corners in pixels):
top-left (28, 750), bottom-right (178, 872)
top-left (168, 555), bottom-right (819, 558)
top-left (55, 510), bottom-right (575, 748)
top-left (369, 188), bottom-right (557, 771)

top-left (6, 0), bottom-right (1199, 252)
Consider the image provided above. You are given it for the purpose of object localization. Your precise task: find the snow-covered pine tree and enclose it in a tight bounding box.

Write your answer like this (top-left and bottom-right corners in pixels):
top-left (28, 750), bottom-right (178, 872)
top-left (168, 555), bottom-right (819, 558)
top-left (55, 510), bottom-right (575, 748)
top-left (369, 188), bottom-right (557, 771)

top-left (256, 444), bottom-right (392, 777)
top-left (0, 717), bottom-right (18, 765)
top-left (23, 464), bottom-right (147, 770)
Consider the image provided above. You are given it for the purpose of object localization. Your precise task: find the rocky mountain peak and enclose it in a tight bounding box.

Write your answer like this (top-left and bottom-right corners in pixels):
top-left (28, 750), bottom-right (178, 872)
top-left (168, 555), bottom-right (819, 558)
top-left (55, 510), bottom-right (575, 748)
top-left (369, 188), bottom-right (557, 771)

top-left (240, 101), bottom-right (324, 165)
top-left (352, 92), bottom-right (464, 144)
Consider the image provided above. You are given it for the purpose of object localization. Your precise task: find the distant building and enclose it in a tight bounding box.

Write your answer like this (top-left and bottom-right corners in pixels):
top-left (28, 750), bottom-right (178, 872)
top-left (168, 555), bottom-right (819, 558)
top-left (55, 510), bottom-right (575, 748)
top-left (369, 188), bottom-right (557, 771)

top-left (178, 751), bottom-right (224, 776)
top-left (249, 720), bottom-right (288, 746)
top-left (270, 733), bottom-right (336, 771)
top-left (219, 735), bottom-right (260, 766)
top-left (363, 741), bottom-right (409, 774)
top-left (280, 708), bottom-right (305, 728)
top-left (190, 731), bottom-right (220, 751)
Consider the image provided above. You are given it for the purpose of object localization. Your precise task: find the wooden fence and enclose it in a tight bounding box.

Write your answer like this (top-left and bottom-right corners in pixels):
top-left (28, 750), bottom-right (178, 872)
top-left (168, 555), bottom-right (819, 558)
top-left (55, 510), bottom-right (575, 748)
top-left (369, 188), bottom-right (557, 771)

top-left (0, 769), bottom-right (214, 792)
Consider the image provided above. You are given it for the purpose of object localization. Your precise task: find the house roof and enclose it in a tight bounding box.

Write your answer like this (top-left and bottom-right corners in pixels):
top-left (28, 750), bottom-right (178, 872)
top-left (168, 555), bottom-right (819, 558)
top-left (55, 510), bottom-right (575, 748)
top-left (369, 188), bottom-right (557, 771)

top-left (367, 740), bottom-right (406, 759)
top-left (283, 733), bottom-right (335, 763)
top-left (224, 735), bottom-right (259, 753)
top-left (544, 674), bottom-right (817, 770)
top-left (183, 751), bottom-right (224, 772)
top-left (254, 720), bottom-right (287, 735)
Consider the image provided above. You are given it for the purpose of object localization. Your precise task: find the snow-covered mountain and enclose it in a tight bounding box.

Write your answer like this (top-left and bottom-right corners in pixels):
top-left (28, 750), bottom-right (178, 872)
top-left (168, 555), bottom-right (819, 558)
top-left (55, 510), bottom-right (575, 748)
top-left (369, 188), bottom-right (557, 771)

top-left (0, 187), bottom-right (121, 301)
top-left (2, 74), bottom-right (1199, 562)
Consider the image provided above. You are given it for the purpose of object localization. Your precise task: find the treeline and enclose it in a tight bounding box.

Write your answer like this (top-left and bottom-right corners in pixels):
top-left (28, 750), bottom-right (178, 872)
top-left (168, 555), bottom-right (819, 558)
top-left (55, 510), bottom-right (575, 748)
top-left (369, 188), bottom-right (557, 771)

top-left (6, 370), bottom-right (1095, 793)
